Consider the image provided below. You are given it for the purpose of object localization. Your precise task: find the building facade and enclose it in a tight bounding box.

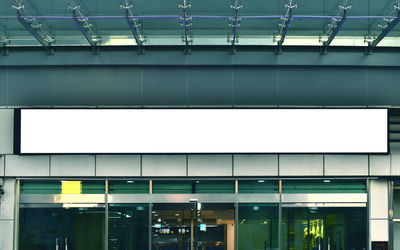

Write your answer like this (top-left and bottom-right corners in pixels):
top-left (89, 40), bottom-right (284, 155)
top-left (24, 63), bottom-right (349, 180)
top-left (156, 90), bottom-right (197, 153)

top-left (0, 46), bottom-right (399, 250)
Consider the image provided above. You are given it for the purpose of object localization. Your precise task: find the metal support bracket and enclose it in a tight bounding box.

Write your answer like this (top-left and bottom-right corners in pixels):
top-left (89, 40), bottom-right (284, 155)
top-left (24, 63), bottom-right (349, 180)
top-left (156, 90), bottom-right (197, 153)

top-left (121, 1), bottom-right (146, 54)
top-left (366, 4), bottom-right (400, 55)
top-left (228, 1), bottom-right (242, 54)
top-left (0, 36), bottom-right (9, 56)
top-left (179, 0), bottom-right (193, 54)
top-left (320, 5), bottom-right (350, 55)
top-left (275, 2), bottom-right (297, 54)
top-left (14, 2), bottom-right (55, 55)
top-left (69, 3), bottom-right (101, 54)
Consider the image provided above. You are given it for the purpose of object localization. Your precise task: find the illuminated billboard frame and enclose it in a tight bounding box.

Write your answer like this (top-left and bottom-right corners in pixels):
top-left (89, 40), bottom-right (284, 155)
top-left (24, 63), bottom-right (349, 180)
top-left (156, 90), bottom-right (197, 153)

top-left (14, 108), bottom-right (389, 154)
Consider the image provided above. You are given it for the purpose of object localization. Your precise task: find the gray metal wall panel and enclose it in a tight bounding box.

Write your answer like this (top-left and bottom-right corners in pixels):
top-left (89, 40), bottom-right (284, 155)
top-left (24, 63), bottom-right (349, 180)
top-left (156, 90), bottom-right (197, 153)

top-left (5, 155), bottom-right (49, 177)
top-left (279, 155), bottom-right (324, 176)
top-left (369, 180), bottom-right (389, 219)
top-left (0, 178), bottom-right (15, 220)
top-left (0, 220), bottom-right (14, 250)
top-left (7, 67), bottom-right (96, 106)
top-left (0, 69), bottom-right (6, 106)
top-left (142, 68), bottom-right (187, 106)
top-left (0, 156), bottom-right (4, 176)
top-left (322, 68), bottom-right (367, 106)
top-left (0, 109), bottom-right (13, 154)
top-left (96, 155), bottom-right (141, 176)
top-left (142, 155), bottom-right (186, 176)
top-left (188, 68), bottom-right (232, 106)
top-left (233, 68), bottom-right (277, 106)
top-left (94, 67), bottom-right (142, 106)
top-left (50, 155), bottom-right (95, 176)
top-left (2, 66), bottom-right (400, 107)
top-left (278, 68), bottom-right (324, 105)
top-left (370, 155), bottom-right (391, 176)
top-left (368, 69), bottom-right (400, 106)
top-left (233, 154), bottom-right (278, 176)
top-left (324, 155), bottom-right (369, 176)
top-left (188, 154), bottom-right (232, 176)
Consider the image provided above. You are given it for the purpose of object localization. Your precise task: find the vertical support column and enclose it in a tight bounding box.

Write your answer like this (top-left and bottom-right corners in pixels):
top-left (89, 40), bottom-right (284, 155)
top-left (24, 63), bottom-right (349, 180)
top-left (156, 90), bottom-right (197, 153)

top-left (389, 180), bottom-right (394, 250)
top-left (235, 180), bottom-right (238, 194)
top-left (0, 178), bottom-right (16, 250)
top-left (235, 202), bottom-right (238, 250)
top-left (278, 179), bottom-right (282, 250)
top-left (148, 202), bottom-right (152, 250)
top-left (369, 179), bottom-right (390, 248)
top-left (14, 179), bottom-right (20, 250)
top-left (104, 179), bottom-right (108, 250)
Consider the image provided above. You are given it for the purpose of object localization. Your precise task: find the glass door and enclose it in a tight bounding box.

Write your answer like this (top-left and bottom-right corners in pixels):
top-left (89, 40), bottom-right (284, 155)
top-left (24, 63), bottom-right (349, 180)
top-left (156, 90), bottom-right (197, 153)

top-left (152, 203), bottom-right (195, 250)
top-left (151, 203), bottom-right (235, 250)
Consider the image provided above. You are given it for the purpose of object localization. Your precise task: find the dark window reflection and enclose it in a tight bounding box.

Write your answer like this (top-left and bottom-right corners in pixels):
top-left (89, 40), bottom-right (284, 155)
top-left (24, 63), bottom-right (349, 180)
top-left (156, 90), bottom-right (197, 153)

top-left (108, 204), bottom-right (149, 250)
top-left (19, 206), bottom-right (105, 250)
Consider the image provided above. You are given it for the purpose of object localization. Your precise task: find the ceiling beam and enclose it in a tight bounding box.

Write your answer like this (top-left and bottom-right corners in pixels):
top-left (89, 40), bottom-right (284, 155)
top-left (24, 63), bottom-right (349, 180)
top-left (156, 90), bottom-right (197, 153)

top-left (366, 4), bottom-right (400, 55)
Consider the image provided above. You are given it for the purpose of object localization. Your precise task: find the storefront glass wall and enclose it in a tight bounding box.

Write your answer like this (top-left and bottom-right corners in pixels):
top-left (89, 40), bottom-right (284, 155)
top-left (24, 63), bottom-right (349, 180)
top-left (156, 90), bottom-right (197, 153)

top-left (18, 179), bottom-right (368, 250)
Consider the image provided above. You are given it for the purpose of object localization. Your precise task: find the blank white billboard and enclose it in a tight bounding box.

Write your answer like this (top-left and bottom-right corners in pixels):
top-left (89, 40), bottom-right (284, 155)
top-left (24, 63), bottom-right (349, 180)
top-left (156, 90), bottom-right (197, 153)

top-left (18, 109), bottom-right (388, 154)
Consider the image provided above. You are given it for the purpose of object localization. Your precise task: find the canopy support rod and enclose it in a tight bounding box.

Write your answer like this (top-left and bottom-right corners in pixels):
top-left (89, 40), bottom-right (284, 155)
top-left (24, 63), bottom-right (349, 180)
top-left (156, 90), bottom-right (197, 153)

top-left (69, 2), bottom-right (100, 54)
top-left (13, 0), bottom-right (55, 54)
top-left (321, 5), bottom-right (350, 55)
top-left (121, 0), bottom-right (146, 54)
top-left (228, 0), bottom-right (242, 54)
top-left (179, 0), bottom-right (192, 54)
top-left (275, 1), bottom-right (296, 54)
top-left (0, 34), bottom-right (9, 55)
top-left (366, 4), bottom-right (400, 54)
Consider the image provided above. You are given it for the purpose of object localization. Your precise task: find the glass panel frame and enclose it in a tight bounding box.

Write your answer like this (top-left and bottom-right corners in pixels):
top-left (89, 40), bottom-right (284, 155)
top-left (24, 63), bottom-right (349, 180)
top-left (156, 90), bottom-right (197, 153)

top-left (17, 178), bottom-right (370, 250)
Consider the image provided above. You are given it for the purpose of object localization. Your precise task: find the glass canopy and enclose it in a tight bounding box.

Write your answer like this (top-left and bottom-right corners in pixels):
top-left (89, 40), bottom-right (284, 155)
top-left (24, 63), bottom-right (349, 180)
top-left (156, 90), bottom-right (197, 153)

top-left (1, 0), bottom-right (400, 48)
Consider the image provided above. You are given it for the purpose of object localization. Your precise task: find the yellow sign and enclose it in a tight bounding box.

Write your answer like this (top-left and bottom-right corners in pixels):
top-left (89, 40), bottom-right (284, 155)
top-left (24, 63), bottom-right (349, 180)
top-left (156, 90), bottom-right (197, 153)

top-left (61, 181), bottom-right (82, 194)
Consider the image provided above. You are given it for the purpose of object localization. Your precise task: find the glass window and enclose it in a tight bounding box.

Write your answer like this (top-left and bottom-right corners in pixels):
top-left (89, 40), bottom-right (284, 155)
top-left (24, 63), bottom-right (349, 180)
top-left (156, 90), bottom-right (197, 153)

top-left (19, 205), bottom-right (105, 250)
top-left (108, 204), bottom-right (149, 250)
top-left (195, 180), bottom-right (235, 194)
top-left (20, 180), bottom-right (62, 194)
top-left (108, 180), bottom-right (149, 194)
top-left (283, 180), bottom-right (366, 193)
top-left (238, 180), bottom-right (279, 194)
top-left (152, 181), bottom-right (193, 194)
top-left (238, 203), bottom-right (279, 250)
top-left (281, 207), bottom-right (367, 250)
top-left (20, 180), bottom-right (106, 194)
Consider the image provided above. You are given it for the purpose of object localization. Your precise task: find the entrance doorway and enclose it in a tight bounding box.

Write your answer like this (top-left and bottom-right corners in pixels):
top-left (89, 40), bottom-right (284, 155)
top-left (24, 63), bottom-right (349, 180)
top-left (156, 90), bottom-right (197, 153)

top-left (151, 203), bottom-right (235, 250)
